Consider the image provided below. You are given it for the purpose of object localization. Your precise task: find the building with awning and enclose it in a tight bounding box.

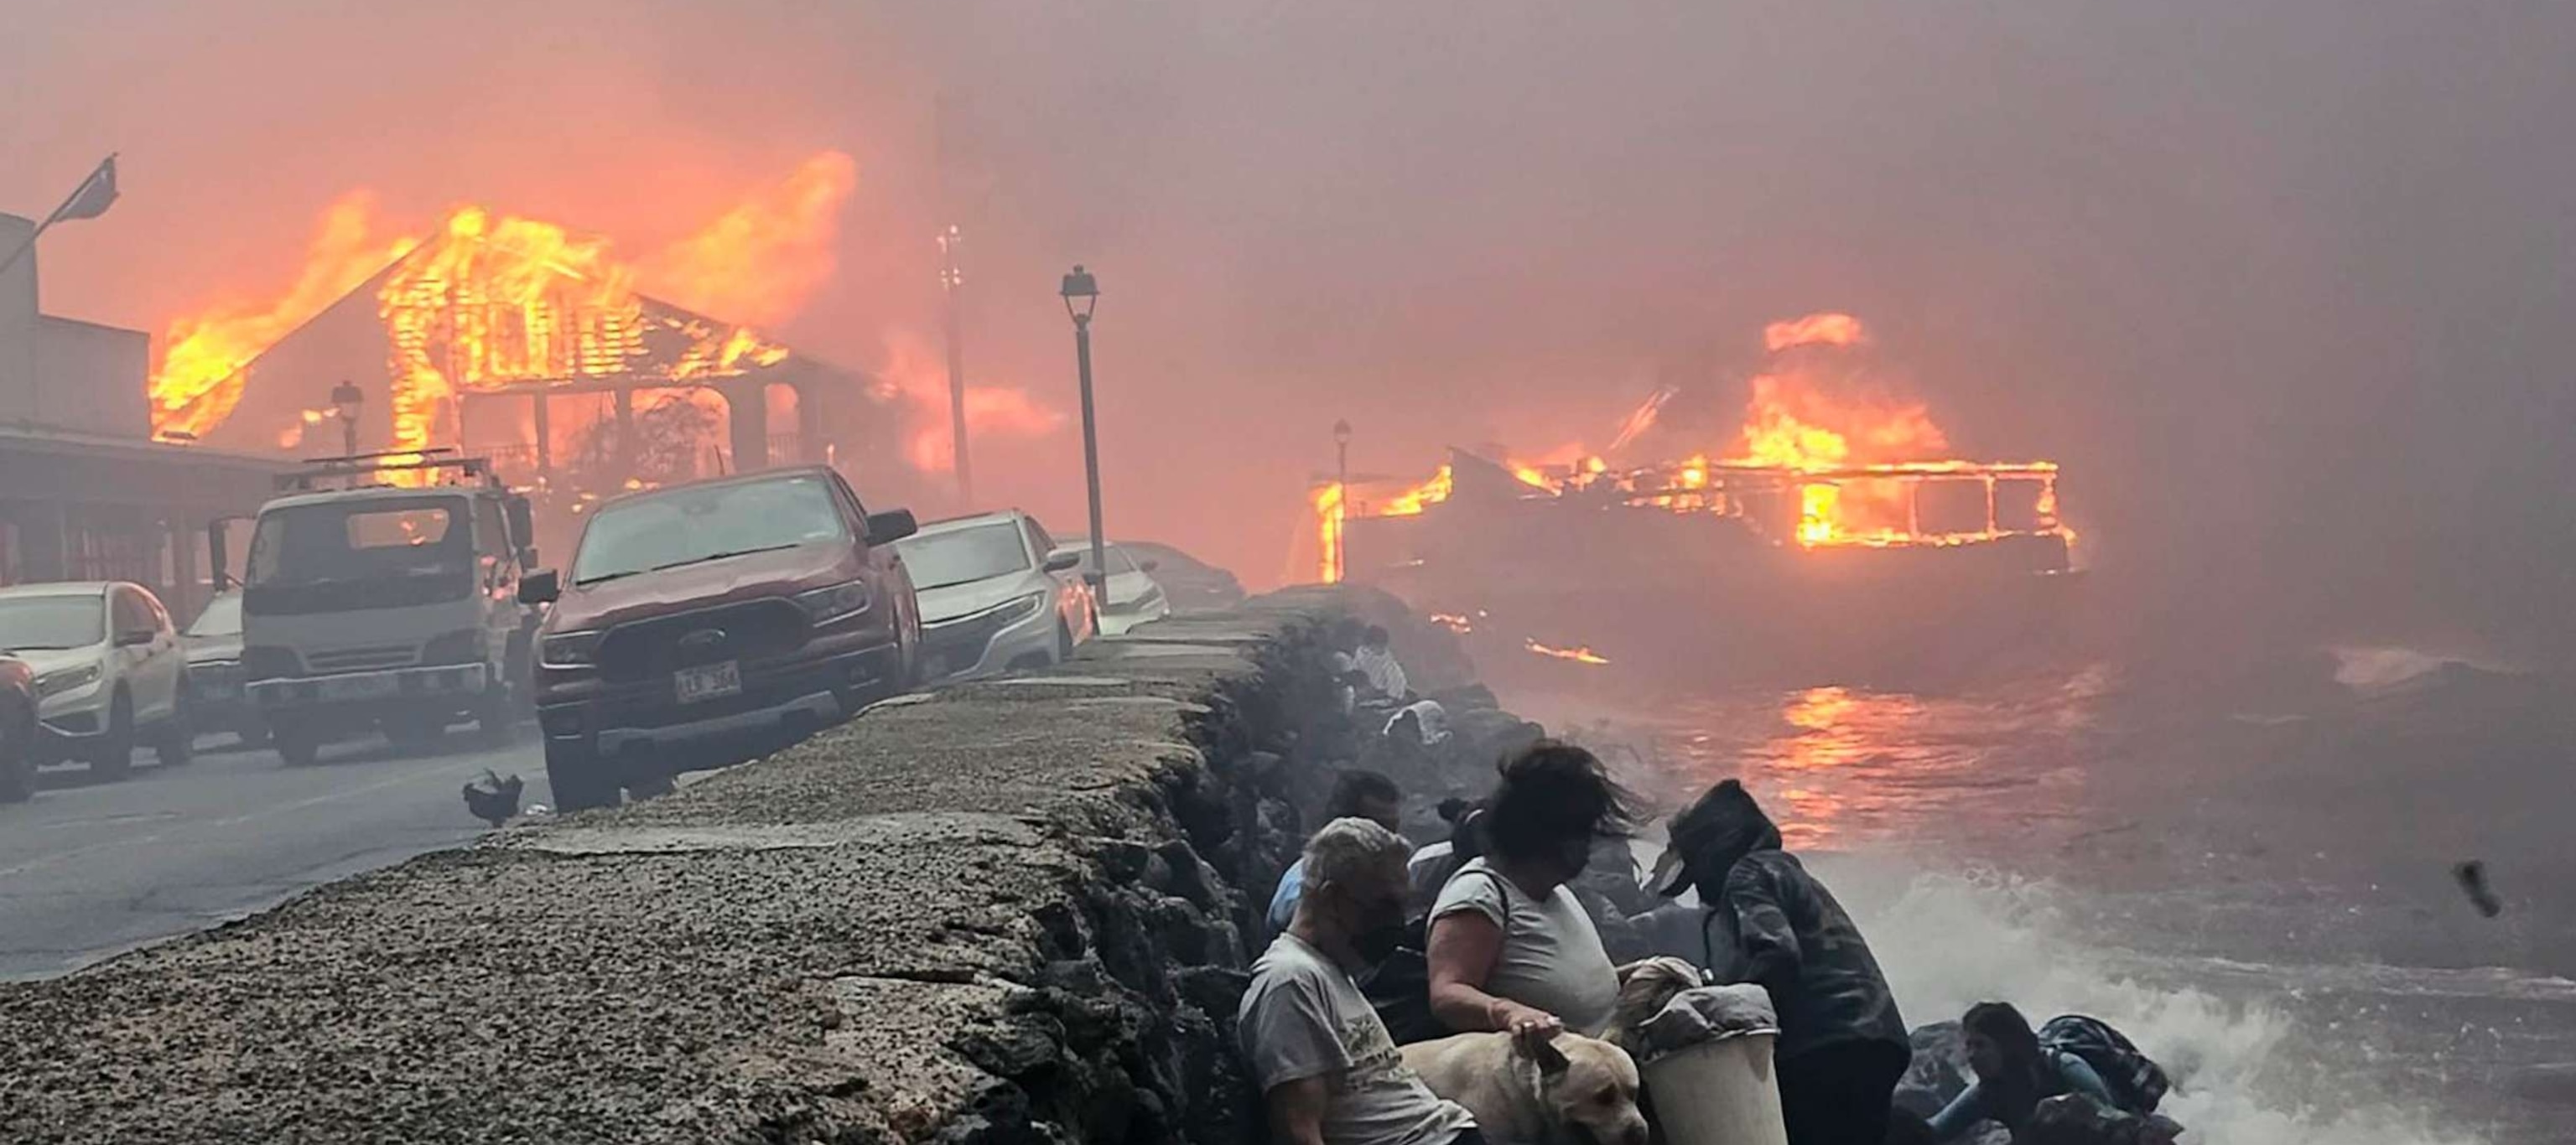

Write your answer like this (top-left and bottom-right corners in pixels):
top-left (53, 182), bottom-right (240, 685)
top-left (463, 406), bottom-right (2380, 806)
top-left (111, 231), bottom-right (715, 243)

top-left (2, 212), bottom-right (288, 622)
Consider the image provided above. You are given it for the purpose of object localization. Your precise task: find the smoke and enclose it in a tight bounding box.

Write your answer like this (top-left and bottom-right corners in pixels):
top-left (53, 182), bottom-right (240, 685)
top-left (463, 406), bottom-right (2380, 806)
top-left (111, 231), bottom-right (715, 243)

top-left (8, 1), bottom-right (2575, 661)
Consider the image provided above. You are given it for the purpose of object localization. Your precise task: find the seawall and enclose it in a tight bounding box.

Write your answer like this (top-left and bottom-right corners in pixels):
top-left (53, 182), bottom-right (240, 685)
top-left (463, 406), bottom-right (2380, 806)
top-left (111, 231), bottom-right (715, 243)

top-left (0, 587), bottom-right (1486, 1144)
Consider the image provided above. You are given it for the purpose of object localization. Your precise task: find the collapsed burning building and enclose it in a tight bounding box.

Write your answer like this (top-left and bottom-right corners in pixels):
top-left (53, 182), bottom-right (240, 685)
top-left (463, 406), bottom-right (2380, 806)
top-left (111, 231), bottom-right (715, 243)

top-left (1315, 313), bottom-right (2080, 684)
top-left (136, 154), bottom-right (922, 557)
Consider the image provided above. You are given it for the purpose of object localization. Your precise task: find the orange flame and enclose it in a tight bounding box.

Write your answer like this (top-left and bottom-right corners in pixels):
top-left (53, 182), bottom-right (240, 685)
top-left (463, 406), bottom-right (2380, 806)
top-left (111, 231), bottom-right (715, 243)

top-left (1313, 464), bottom-right (1453, 583)
top-left (151, 193), bottom-right (418, 441)
top-left (148, 153), bottom-right (853, 459)
top-left (638, 152), bottom-right (858, 328)
top-left (1762, 311), bottom-right (1869, 353)
top-left (1526, 640), bottom-right (1611, 666)
top-left (871, 330), bottom-right (1063, 476)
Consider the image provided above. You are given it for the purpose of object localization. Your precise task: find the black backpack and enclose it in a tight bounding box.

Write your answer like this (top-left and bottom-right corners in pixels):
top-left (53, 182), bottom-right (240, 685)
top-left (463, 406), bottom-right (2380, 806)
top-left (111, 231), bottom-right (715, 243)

top-left (1363, 868), bottom-right (1510, 1044)
top-left (2038, 1014), bottom-right (2171, 1115)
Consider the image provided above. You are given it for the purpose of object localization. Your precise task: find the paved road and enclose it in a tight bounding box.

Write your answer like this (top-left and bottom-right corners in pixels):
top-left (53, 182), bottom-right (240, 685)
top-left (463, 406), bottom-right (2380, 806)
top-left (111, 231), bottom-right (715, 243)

top-left (0, 730), bottom-right (551, 980)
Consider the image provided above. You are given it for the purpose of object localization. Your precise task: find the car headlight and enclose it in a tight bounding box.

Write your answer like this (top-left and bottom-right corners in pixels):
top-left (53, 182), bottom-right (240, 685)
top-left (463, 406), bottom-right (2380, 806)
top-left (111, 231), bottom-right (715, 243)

top-left (539, 629), bottom-right (604, 668)
top-left (35, 663), bottom-right (101, 698)
top-left (421, 628), bottom-right (487, 666)
top-left (997, 592), bottom-right (1046, 625)
top-left (795, 579), bottom-right (875, 625)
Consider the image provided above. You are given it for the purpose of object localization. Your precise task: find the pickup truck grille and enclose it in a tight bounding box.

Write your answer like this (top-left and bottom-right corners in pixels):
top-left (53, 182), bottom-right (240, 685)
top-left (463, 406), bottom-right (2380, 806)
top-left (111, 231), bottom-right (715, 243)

top-left (306, 644), bottom-right (418, 672)
top-left (596, 599), bottom-right (808, 683)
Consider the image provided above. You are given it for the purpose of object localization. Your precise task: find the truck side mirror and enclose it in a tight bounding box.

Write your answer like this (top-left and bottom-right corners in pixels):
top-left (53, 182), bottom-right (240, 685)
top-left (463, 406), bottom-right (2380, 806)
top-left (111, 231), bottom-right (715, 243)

top-left (865, 509), bottom-right (919, 546)
top-left (518, 569), bottom-right (561, 606)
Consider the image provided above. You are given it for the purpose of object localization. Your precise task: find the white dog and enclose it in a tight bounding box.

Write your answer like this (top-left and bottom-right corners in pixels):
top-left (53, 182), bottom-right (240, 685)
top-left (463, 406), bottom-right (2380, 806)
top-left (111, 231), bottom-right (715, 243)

top-left (1401, 1031), bottom-right (1649, 1145)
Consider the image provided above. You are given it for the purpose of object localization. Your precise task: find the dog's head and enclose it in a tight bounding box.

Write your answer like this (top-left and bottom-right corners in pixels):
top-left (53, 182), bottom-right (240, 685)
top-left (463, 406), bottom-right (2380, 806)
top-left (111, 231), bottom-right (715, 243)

top-left (1523, 1034), bottom-right (1648, 1145)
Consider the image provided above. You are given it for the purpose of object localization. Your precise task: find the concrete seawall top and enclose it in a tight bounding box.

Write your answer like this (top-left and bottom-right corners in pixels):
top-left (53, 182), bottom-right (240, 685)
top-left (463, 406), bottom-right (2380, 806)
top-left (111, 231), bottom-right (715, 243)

top-left (0, 588), bottom-right (1384, 1144)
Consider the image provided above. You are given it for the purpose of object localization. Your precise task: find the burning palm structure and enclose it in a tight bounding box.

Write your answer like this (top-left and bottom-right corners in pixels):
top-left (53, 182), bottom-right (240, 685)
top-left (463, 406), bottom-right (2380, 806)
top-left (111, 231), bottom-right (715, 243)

top-left (1315, 313), bottom-right (2079, 682)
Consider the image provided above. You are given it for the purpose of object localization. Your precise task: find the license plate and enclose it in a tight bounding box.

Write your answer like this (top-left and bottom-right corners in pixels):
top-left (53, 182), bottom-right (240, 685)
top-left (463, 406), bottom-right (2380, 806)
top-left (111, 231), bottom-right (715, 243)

top-left (320, 675), bottom-right (397, 701)
top-left (674, 661), bottom-right (741, 704)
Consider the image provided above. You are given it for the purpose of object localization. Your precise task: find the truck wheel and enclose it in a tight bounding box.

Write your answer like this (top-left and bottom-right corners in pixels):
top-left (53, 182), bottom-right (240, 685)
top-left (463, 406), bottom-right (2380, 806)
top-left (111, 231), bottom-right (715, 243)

top-left (544, 739), bottom-right (618, 812)
top-left (0, 703), bottom-right (34, 804)
top-left (273, 722), bottom-right (323, 768)
top-left (89, 691), bottom-right (134, 780)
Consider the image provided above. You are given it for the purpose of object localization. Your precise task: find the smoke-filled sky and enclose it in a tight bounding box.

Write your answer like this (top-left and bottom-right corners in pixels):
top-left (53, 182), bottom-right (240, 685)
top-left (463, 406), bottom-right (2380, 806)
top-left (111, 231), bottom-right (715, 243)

top-left (7, 2), bottom-right (2573, 663)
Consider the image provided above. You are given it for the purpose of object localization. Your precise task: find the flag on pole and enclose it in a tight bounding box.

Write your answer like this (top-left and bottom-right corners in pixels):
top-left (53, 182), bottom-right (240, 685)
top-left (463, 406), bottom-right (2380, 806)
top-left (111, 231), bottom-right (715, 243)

top-left (49, 155), bottom-right (118, 224)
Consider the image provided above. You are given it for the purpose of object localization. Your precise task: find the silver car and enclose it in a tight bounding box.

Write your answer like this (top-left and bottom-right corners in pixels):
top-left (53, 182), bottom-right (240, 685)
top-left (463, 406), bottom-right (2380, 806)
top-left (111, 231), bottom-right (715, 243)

top-left (1051, 540), bottom-right (1172, 636)
top-left (896, 510), bottom-right (1097, 682)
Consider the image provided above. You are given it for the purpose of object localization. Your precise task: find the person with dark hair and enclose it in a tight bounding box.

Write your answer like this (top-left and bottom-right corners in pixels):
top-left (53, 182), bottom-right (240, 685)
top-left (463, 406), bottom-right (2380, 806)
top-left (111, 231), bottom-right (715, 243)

top-left (1929, 1003), bottom-right (2179, 1142)
top-left (1271, 770), bottom-right (1407, 933)
top-left (1929, 1003), bottom-right (2116, 1140)
top-left (1426, 742), bottom-right (1639, 1039)
top-left (1644, 779), bottom-right (1908, 1145)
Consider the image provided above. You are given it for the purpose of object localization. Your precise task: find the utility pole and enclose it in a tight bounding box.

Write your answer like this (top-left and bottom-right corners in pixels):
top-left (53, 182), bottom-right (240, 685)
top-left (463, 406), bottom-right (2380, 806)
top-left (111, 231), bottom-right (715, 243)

top-left (939, 225), bottom-right (973, 505)
top-left (1333, 419), bottom-right (1352, 583)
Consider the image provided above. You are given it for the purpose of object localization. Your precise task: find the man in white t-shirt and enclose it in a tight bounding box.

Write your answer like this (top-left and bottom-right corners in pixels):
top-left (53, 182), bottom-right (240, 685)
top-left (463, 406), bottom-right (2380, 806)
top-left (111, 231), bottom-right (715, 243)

top-left (1240, 818), bottom-right (1483, 1145)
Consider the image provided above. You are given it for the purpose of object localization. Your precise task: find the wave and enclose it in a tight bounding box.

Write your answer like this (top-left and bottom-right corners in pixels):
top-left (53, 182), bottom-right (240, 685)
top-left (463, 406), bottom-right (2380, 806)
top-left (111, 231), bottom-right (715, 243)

top-left (2329, 645), bottom-right (2524, 694)
top-left (1822, 862), bottom-right (2499, 1145)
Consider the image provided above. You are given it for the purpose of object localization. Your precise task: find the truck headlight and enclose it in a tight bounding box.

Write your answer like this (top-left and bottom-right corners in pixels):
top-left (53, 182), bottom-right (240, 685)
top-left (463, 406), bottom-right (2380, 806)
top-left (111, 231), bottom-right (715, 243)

top-left (35, 663), bottom-right (101, 698)
top-left (795, 579), bottom-right (875, 626)
top-left (539, 629), bottom-right (603, 668)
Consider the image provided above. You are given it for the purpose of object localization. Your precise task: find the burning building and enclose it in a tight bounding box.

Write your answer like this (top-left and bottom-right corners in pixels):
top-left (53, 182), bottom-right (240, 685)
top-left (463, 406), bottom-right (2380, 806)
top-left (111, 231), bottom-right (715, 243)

top-left (1317, 313), bottom-right (2080, 684)
top-left (138, 155), bottom-right (929, 557)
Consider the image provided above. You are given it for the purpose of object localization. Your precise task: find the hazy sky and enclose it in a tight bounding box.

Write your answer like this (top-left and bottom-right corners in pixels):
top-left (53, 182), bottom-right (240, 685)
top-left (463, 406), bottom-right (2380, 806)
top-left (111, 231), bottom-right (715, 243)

top-left (8, 1), bottom-right (2573, 662)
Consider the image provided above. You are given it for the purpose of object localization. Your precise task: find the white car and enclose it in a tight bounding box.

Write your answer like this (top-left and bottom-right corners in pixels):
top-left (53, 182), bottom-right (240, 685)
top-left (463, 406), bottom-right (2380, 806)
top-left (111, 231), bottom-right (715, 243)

top-left (1052, 540), bottom-right (1172, 636)
top-left (0, 581), bottom-right (194, 778)
top-left (896, 510), bottom-right (1098, 683)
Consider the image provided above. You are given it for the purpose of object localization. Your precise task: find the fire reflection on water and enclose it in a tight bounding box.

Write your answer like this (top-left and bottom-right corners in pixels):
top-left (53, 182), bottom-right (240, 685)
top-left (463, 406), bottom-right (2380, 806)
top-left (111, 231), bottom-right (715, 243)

top-left (1564, 668), bottom-right (2111, 853)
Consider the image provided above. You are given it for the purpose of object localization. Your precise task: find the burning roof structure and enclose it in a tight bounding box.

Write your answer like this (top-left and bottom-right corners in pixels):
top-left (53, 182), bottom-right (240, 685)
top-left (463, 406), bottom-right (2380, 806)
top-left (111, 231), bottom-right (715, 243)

top-left (138, 153), bottom-right (913, 501)
top-left (1316, 313), bottom-right (2080, 683)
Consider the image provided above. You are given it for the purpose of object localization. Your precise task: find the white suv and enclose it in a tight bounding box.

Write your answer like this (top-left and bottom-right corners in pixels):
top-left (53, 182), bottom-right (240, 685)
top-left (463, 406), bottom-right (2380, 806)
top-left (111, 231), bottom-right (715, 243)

top-left (0, 582), bottom-right (194, 779)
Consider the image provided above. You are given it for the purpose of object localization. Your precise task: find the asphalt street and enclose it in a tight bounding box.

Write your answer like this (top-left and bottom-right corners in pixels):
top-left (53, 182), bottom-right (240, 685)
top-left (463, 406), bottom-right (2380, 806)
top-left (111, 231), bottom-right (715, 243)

top-left (0, 728), bottom-right (550, 980)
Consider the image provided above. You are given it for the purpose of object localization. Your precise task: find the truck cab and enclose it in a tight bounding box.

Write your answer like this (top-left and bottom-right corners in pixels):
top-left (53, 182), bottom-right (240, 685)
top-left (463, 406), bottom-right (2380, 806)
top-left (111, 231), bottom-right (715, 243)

top-left (236, 451), bottom-right (539, 766)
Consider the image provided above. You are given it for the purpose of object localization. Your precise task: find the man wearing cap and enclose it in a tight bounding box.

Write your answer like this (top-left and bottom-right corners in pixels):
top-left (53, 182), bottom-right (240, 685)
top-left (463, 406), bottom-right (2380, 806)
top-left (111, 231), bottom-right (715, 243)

top-left (1642, 780), bottom-right (1909, 1145)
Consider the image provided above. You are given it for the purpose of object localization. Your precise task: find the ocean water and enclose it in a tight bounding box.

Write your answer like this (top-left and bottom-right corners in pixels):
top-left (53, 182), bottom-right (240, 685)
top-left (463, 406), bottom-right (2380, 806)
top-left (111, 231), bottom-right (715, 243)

top-left (1499, 646), bottom-right (2576, 1145)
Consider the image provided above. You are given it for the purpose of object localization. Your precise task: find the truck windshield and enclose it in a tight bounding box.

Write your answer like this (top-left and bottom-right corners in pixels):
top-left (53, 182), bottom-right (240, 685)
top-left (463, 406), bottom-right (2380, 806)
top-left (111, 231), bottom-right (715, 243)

top-left (573, 474), bottom-right (848, 585)
top-left (245, 497), bottom-right (475, 614)
top-left (188, 593), bottom-right (243, 638)
top-left (0, 595), bottom-right (106, 652)
top-left (899, 523), bottom-right (1031, 590)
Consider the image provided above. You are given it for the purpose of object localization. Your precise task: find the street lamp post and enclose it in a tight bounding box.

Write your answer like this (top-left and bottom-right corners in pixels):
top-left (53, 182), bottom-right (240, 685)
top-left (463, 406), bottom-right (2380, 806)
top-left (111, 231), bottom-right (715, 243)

top-left (938, 225), bottom-right (974, 505)
top-left (1060, 265), bottom-right (1108, 607)
top-left (1332, 419), bottom-right (1352, 583)
top-left (330, 380), bottom-right (364, 456)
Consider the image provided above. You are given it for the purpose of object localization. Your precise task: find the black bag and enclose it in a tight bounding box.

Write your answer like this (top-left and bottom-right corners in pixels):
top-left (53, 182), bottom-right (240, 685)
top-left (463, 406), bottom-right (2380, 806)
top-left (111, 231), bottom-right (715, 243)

top-left (2038, 1014), bottom-right (2171, 1115)
top-left (1363, 868), bottom-right (1510, 1045)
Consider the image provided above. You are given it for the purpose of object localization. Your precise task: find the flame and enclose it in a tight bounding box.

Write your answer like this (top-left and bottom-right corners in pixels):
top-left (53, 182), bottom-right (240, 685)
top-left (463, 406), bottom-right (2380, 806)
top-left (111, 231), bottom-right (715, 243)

top-left (871, 330), bottom-right (1063, 475)
top-left (638, 152), bottom-right (858, 327)
top-left (1312, 464), bottom-right (1454, 583)
top-left (149, 153), bottom-right (853, 462)
top-left (151, 193), bottom-right (418, 440)
top-left (1314, 311), bottom-right (2069, 572)
top-left (1526, 640), bottom-right (1611, 666)
top-left (1762, 311), bottom-right (1869, 353)
top-left (1427, 612), bottom-right (1475, 634)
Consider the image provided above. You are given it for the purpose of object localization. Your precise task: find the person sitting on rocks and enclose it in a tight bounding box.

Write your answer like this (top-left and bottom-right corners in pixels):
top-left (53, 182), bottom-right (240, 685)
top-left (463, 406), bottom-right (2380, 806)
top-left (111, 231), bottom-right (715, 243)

top-left (1241, 817), bottom-right (1486, 1145)
top-left (1426, 742), bottom-right (1638, 1041)
top-left (1271, 770), bottom-right (1407, 934)
top-left (1929, 1003), bottom-right (2180, 1143)
top-left (1353, 625), bottom-right (1411, 708)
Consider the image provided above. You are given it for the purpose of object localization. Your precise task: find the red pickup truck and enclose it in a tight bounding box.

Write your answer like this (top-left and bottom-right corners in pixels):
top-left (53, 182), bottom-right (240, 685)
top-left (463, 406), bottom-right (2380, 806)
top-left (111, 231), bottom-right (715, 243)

top-left (519, 466), bottom-right (921, 811)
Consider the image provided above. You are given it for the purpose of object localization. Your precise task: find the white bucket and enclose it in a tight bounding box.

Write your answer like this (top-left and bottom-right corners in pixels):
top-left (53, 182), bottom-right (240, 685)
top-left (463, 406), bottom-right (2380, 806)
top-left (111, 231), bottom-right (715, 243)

top-left (1639, 1031), bottom-right (1789, 1145)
